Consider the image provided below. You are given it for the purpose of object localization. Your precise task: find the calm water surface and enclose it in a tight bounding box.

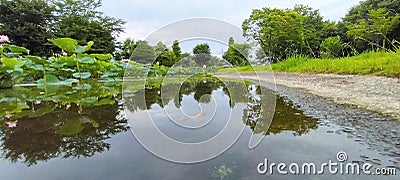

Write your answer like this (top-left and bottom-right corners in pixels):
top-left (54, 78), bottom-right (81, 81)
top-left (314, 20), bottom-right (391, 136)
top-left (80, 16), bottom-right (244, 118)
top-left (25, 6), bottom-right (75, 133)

top-left (0, 76), bottom-right (398, 179)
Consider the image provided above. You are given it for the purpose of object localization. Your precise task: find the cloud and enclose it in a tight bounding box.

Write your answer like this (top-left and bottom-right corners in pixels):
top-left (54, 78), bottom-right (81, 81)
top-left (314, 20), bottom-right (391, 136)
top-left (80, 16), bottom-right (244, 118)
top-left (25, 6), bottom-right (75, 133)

top-left (101, 0), bottom-right (362, 42)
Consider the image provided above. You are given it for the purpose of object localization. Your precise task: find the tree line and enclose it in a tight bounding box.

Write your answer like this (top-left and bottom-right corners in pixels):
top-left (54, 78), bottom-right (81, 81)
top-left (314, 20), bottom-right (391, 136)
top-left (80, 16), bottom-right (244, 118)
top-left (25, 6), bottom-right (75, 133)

top-left (242, 0), bottom-right (400, 63)
top-left (116, 38), bottom-right (228, 67)
top-left (0, 0), bottom-right (124, 56)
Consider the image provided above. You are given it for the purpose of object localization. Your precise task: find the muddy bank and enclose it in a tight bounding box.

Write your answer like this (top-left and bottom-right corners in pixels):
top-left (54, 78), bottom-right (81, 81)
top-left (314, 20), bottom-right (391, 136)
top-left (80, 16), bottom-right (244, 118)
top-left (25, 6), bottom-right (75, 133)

top-left (220, 72), bottom-right (400, 120)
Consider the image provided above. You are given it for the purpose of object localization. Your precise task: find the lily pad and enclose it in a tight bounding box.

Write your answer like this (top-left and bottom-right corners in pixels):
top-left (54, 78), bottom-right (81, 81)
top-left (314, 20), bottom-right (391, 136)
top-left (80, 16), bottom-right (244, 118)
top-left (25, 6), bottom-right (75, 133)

top-left (73, 83), bottom-right (92, 90)
top-left (78, 55), bottom-right (95, 64)
top-left (90, 54), bottom-right (112, 61)
top-left (73, 72), bottom-right (91, 79)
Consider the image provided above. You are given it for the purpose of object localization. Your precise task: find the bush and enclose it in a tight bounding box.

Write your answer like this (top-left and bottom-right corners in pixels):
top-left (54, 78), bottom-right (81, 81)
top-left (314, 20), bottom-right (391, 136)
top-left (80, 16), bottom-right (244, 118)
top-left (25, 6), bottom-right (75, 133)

top-left (320, 36), bottom-right (342, 58)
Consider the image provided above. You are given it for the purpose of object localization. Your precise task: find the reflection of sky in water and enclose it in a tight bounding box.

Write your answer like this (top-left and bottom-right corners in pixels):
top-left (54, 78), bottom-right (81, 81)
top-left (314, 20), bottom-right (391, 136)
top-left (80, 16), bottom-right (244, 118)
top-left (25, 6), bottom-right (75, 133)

top-left (0, 80), bottom-right (399, 179)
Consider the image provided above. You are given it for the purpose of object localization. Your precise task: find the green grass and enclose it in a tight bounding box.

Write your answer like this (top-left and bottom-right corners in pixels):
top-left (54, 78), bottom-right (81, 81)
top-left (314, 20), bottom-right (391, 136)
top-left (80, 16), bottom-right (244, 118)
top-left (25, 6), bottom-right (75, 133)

top-left (217, 65), bottom-right (272, 74)
top-left (218, 51), bottom-right (400, 78)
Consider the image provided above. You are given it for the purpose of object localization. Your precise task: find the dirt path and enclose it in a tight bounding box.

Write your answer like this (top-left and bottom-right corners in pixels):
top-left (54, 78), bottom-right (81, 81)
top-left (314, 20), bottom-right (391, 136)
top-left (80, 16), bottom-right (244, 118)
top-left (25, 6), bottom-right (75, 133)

top-left (219, 72), bottom-right (400, 119)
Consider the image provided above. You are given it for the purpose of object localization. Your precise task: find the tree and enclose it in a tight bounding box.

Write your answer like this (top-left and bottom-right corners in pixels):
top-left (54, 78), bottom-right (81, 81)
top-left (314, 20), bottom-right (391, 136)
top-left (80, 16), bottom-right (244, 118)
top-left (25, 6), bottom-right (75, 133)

top-left (154, 41), bottom-right (167, 55)
top-left (156, 50), bottom-right (176, 67)
top-left (343, 0), bottom-right (400, 52)
top-left (131, 41), bottom-right (155, 64)
top-left (242, 7), bottom-right (305, 62)
top-left (347, 8), bottom-right (400, 50)
top-left (117, 38), bottom-right (136, 60)
top-left (293, 4), bottom-right (325, 57)
top-left (0, 0), bottom-right (55, 56)
top-left (222, 37), bottom-right (251, 66)
top-left (192, 44), bottom-right (211, 66)
top-left (172, 40), bottom-right (182, 60)
top-left (52, 0), bottom-right (125, 54)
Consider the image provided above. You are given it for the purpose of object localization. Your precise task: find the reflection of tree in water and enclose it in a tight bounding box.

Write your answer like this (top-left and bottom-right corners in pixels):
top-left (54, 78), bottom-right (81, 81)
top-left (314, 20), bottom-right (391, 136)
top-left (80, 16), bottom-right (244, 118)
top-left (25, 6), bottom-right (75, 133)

top-left (243, 86), bottom-right (318, 136)
top-left (124, 76), bottom-right (318, 137)
top-left (125, 76), bottom-right (227, 111)
top-left (0, 103), bottom-right (128, 166)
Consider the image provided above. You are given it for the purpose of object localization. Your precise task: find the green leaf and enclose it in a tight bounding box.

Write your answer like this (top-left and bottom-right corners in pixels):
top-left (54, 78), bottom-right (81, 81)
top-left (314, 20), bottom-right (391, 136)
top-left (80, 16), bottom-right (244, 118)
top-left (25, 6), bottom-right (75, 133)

top-left (79, 97), bottom-right (98, 105)
top-left (26, 56), bottom-right (48, 65)
top-left (73, 83), bottom-right (92, 90)
top-left (48, 38), bottom-right (78, 53)
top-left (95, 98), bottom-right (115, 106)
top-left (55, 119), bottom-right (84, 135)
top-left (72, 72), bottom-right (91, 79)
top-left (86, 41), bottom-right (94, 51)
top-left (90, 54), bottom-right (112, 61)
top-left (78, 55), bottom-right (95, 64)
top-left (3, 45), bottom-right (29, 54)
top-left (75, 41), bottom-right (94, 53)
top-left (101, 72), bottom-right (119, 78)
top-left (37, 75), bottom-right (60, 86)
top-left (1, 57), bottom-right (25, 68)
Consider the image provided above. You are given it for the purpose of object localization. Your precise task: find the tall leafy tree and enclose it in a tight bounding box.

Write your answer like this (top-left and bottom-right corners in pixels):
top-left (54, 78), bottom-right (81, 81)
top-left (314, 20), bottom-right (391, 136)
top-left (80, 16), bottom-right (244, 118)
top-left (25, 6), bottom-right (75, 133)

top-left (242, 7), bottom-right (305, 62)
top-left (222, 37), bottom-right (251, 66)
top-left (347, 8), bottom-right (400, 50)
top-left (343, 0), bottom-right (400, 52)
top-left (154, 41), bottom-right (167, 55)
top-left (0, 0), bottom-right (55, 56)
top-left (293, 4), bottom-right (324, 57)
top-left (118, 38), bottom-right (136, 60)
top-left (192, 44), bottom-right (211, 66)
top-left (131, 41), bottom-right (155, 64)
top-left (156, 50), bottom-right (176, 67)
top-left (52, 0), bottom-right (125, 54)
top-left (172, 40), bottom-right (182, 60)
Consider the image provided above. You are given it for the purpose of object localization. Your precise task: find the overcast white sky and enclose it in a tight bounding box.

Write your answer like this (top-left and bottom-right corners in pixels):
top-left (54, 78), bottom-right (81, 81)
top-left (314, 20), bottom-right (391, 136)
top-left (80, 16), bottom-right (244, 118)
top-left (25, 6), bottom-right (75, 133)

top-left (99, 0), bottom-right (363, 54)
top-left (100, 0), bottom-right (362, 40)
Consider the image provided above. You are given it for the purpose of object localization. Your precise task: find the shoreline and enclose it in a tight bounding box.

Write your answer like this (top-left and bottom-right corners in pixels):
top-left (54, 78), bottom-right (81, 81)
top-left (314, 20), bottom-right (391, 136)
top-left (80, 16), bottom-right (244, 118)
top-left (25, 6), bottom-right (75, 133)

top-left (219, 72), bottom-right (400, 120)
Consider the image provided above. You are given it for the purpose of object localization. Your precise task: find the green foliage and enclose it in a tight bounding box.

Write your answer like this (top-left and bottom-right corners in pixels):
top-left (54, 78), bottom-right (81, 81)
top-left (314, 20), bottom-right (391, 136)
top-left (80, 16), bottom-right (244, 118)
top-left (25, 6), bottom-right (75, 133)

top-left (0, 0), bottom-right (125, 56)
top-left (222, 37), bottom-right (251, 66)
top-left (131, 41), bottom-right (156, 64)
top-left (172, 40), bottom-right (182, 61)
top-left (320, 36), bottom-right (343, 58)
top-left (53, 0), bottom-right (125, 54)
top-left (154, 41), bottom-right (167, 55)
top-left (156, 50), bottom-right (177, 67)
top-left (347, 8), bottom-right (400, 50)
top-left (193, 43), bottom-right (211, 66)
top-left (343, 0), bottom-right (400, 52)
top-left (242, 7), bottom-right (306, 62)
top-left (48, 38), bottom-right (79, 54)
top-left (270, 51), bottom-right (400, 77)
top-left (0, 0), bottom-right (54, 56)
top-left (0, 37), bottom-right (124, 89)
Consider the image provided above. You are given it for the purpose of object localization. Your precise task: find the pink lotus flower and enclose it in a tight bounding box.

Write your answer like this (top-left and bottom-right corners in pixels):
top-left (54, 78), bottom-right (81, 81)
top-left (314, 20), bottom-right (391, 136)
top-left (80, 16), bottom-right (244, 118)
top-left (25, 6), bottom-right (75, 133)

top-left (0, 35), bottom-right (10, 43)
top-left (66, 104), bottom-right (72, 110)
top-left (4, 114), bottom-right (12, 119)
top-left (6, 121), bottom-right (17, 128)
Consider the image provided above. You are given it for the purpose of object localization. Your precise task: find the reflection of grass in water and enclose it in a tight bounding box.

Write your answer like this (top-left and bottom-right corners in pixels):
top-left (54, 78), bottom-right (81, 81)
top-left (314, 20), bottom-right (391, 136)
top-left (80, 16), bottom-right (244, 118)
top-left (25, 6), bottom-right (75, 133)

top-left (211, 165), bottom-right (235, 180)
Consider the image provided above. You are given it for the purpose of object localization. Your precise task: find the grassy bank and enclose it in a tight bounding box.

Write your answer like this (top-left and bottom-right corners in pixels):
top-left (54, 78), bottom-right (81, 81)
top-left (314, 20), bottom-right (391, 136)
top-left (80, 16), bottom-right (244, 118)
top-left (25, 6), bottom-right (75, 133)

top-left (218, 51), bottom-right (400, 77)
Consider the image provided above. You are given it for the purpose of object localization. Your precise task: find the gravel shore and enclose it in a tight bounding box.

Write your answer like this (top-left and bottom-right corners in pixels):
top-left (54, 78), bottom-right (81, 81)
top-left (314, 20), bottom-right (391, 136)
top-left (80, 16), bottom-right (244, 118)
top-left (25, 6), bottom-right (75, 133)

top-left (220, 72), bottom-right (400, 120)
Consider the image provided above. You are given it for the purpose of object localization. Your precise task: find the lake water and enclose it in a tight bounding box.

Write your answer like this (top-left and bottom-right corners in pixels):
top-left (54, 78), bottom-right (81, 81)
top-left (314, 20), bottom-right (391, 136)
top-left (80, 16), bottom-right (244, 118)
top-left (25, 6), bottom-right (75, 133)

top-left (0, 75), bottom-right (398, 179)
